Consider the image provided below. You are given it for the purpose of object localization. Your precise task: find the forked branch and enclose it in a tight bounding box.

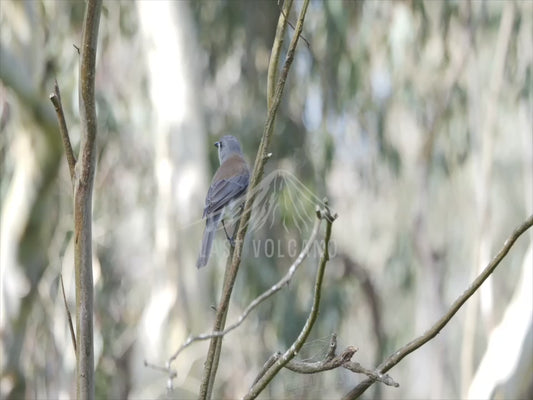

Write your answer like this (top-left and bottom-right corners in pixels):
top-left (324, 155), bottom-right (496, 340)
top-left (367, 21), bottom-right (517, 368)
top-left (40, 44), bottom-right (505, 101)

top-left (49, 1), bottom-right (102, 399)
top-left (168, 216), bottom-right (321, 365)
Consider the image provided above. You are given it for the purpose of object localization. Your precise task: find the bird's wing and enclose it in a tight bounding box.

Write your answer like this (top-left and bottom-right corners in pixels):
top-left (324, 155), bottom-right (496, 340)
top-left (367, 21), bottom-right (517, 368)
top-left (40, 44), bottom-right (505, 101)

top-left (203, 174), bottom-right (249, 217)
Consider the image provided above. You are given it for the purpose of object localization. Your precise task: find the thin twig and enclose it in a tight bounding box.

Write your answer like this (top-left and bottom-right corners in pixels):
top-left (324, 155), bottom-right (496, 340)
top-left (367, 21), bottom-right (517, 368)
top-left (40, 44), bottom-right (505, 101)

top-left (343, 362), bottom-right (398, 388)
top-left (60, 273), bottom-right (76, 354)
top-left (343, 214), bottom-right (533, 399)
top-left (268, 0), bottom-right (293, 110)
top-left (284, 346), bottom-right (357, 374)
top-left (144, 360), bottom-right (177, 378)
top-left (277, 2), bottom-right (310, 48)
top-left (281, 341), bottom-right (398, 387)
top-left (248, 333), bottom-right (398, 390)
top-left (281, 331), bottom-right (397, 387)
top-left (244, 203), bottom-right (336, 400)
top-left (168, 217), bottom-right (321, 364)
top-left (49, 80), bottom-right (76, 183)
top-left (251, 352), bottom-right (280, 387)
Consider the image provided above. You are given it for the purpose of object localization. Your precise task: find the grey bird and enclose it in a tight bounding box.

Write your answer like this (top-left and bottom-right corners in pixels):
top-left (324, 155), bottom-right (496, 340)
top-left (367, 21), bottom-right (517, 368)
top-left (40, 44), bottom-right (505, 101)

top-left (197, 135), bottom-right (250, 268)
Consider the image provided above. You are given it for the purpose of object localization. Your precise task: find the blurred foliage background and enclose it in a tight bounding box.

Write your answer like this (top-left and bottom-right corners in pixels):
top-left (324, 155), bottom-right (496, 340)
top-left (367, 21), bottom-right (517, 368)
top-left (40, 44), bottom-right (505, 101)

top-left (1, 1), bottom-right (532, 399)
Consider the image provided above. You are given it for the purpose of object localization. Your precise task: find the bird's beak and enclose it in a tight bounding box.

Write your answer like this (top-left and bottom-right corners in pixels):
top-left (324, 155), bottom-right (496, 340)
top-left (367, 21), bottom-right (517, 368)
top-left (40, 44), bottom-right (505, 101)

top-left (214, 141), bottom-right (220, 148)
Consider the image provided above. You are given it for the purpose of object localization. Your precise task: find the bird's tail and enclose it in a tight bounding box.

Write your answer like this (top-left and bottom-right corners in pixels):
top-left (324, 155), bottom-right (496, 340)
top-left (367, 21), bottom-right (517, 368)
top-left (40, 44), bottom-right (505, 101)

top-left (196, 214), bottom-right (221, 268)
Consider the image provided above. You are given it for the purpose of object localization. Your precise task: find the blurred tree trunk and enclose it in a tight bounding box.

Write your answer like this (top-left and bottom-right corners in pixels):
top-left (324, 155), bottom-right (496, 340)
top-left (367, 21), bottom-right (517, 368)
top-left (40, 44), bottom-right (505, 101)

top-left (0, 3), bottom-right (62, 397)
top-left (133, 2), bottom-right (207, 395)
top-left (461, 4), bottom-right (515, 394)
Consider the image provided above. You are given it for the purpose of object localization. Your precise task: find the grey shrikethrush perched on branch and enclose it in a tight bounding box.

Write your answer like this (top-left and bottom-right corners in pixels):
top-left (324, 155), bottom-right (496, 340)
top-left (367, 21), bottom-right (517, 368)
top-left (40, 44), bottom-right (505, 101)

top-left (196, 135), bottom-right (250, 268)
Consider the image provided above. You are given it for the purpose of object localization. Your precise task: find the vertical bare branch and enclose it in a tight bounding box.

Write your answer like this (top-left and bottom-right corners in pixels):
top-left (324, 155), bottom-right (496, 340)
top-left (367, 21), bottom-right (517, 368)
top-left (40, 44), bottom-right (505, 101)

top-left (75, 1), bottom-right (102, 399)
